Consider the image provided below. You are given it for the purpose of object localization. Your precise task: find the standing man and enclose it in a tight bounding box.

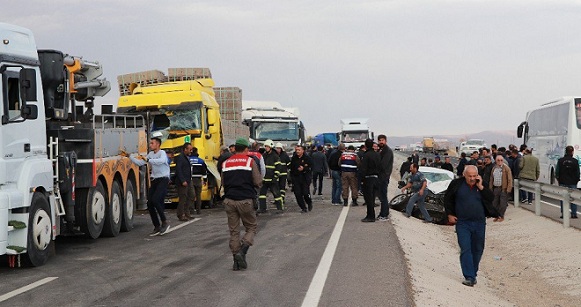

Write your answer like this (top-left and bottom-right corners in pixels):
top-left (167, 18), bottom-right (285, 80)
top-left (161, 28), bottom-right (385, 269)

top-left (377, 134), bottom-right (394, 220)
top-left (125, 132), bottom-right (171, 236)
top-left (457, 152), bottom-right (468, 176)
top-left (360, 139), bottom-right (382, 222)
top-left (340, 145), bottom-right (360, 206)
top-left (401, 163), bottom-right (433, 223)
top-left (275, 143), bottom-right (290, 205)
top-left (556, 145), bottom-right (580, 219)
top-left (489, 155), bottom-right (512, 222)
top-left (444, 165), bottom-right (497, 287)
top-left (217, 145), bottom-right (233, 174)
top-left (290, 145), bottom-right (313, 213)
top-left (189, 146), bottom-right (208, 215)
top-left (328, 144), bottom-right (344, 206)
top-left (441, 156), bottom-right (454, 172)
top-left (311, 145), bottom-right (328, 195)
top-left (258, 140), bottom-right (283, 213)
top-left (221, 138), bottom-right (262, 270)
top-left (175, 143), bottom-right (194, 221)
top-left (519, 148), bottom-right (540, 204)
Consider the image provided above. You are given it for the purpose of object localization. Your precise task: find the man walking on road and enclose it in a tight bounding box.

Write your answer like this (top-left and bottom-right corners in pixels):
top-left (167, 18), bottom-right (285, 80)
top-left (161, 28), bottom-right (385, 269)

top-left (311, 145), bottom-right (328, 195)
top-left (361, 139), bottom-right (382, 222)
top-left (189, 147), bottom-right (208, 215)
top-left (175, 143), bottom-right (194, 221)
top-left (221, 138), bottom-right (262, 271)
top-left (125, 132), bottom-right (171, 236)
top-left (377, 134), bottom-right (394, 220)
top-left (444, 165), bottom-right (497, 287)
top-left (290, 145), bottom-right (314, 213)
top-left (258, 140), bottom-right (283, 213)
top-left (556, 145), bottom-right (580, 219)
top-left (489, 155), bottom-right (512, 222)
top-left (275, 143), bottom-right (291, 205)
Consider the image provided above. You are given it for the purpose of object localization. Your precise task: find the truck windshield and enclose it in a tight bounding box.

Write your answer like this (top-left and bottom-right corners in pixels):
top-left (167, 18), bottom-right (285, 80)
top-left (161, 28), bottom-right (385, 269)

top-left (343, 131), bottom-right (368, 142)
top-left (151, 109), bottom-right (202, 133)
top-left (254, 122), bottom-right (299, 141)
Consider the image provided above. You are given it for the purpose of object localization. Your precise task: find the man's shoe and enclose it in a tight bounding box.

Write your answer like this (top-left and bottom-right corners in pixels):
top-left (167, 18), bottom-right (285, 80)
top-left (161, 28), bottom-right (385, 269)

top-left (528, 202), bottom-right (532, 205)
top-left (423, 219), bottom-right (432, 224)
top-left (159, 223), bottom-right (170, 236)
top-left (301, 209), bottom-right (308, 213)
top-left (462, 279), bottom-right (475, 287)
top-left (149, 227), bottom-right (161, 237)
top-left (343, 199), bottom-right (348, 206)
top-left (521, 199), bottom-right (528, 203)
top-left (378, 216), bottom-right (389, 222)
top-left (572, 215), bottom-right (578, 219)
top-left (178, 215), bottom-right (189, 222)
top-left (352, 200), bottom-right (359, 206)
top-left (308, 203), bottom-right (313, 211)
top-left (361, 217), bottom-right (375, 222)
top-left (232, 255), bottom-right (240, 271)
top-left (195, 209), bottom-right (201, 215)
top-left (318, 192), bottom-right (323, 195)
top-left (403, 213), bottom-right (410, 218)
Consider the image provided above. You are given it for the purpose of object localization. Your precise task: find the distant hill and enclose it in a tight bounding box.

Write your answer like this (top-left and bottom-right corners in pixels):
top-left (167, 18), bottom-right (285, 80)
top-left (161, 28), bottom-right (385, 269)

top-left (388, 130), bottom-right (519, 149)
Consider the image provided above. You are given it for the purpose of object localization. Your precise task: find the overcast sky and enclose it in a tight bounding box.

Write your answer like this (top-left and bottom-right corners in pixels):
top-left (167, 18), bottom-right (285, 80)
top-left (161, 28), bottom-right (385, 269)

top-left (3, 0), bottom-right (581, 137)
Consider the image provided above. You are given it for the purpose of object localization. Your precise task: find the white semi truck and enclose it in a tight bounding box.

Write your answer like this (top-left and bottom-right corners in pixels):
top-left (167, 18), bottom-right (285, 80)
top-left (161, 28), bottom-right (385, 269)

top-left (339, 118), bottom-right (373, 149)
top-left (0, 23), bottom-right (149, 266)
top-left (242, 100), bottom-right (305, 150)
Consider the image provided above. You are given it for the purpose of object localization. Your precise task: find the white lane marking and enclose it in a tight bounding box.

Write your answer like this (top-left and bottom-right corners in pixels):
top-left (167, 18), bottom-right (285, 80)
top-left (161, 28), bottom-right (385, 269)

top-left (301, 206), bottom-right (349, 307)
top-left (163, 217), bottom-right (201, 235)
top-left (0, 277), bottom-right (58, 303)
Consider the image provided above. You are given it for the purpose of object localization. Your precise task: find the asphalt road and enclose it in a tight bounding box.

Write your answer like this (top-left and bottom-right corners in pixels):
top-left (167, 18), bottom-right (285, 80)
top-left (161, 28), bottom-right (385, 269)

top-left (0, 177), bottom-right (413, 307)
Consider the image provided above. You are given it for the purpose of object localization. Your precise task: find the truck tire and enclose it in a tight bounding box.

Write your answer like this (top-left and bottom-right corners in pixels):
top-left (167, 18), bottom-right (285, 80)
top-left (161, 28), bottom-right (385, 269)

top-left (102, 181), bottom-right (122, 237)
top-left (80, 181), bottom-right (107, 239)
top-left (24, 192), bottom-right (53, 267)
top-left (120, 179), bottom-right (136, 232)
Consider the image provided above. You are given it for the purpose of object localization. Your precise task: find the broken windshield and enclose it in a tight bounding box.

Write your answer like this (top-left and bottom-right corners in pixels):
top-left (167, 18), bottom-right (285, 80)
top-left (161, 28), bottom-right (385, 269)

top-left (166, 109), bottom-right (202, 131)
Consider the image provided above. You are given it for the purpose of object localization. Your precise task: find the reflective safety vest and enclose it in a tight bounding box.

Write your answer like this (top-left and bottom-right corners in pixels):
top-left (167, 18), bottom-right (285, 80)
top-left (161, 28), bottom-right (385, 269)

top-left (222, 154), bottom-right (256, 200)
top-left (340, 152), bottom-right (358, 172)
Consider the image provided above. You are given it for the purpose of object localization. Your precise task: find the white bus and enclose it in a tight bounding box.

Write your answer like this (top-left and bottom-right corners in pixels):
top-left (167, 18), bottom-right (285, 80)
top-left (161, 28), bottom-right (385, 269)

top-left (517, 96), bottom-right (581, 187)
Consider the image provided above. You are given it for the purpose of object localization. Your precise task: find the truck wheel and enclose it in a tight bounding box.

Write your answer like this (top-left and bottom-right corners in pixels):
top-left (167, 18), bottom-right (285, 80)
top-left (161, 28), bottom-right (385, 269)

top-left (81, 181), bottom-right (107, 239)
top-left (24, 192), bottom-right (52, 267)
top-left (121, 179), bottom-right (136, 232)
top-left (102, 181), bottom-right (122, 237)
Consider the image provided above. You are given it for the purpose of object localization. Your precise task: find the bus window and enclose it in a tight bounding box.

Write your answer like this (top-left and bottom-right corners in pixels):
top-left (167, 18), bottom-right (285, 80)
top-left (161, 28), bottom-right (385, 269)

top-left (576, 98), bottom-right (581, 129)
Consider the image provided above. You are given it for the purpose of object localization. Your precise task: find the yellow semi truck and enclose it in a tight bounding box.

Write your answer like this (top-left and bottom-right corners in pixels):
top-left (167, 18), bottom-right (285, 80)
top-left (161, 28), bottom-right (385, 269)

top-left (117, 78), bottom-right (223, 206)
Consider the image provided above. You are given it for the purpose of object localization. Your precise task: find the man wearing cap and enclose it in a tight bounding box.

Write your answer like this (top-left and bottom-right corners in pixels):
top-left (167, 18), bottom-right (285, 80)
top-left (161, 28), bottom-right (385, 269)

top-left (275, 143), bottom-right (291, 204)
top-left (258, 140), bottom-right (283, 213)
top-left (221, 138), bottom-right (262, 270)
top-left (124, 132), bottom-right (171, 236)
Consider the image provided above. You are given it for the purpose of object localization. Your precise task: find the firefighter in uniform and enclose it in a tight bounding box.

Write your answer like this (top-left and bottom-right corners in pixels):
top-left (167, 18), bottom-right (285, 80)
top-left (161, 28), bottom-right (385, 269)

top-left (275, 142), bottom-right (291, 205)
top-left (222, 138), bottom-right (262, 270)
top-left (258, 139), bottom-right (284, 213)
top-left (189, 146), bottom-right (208, 214)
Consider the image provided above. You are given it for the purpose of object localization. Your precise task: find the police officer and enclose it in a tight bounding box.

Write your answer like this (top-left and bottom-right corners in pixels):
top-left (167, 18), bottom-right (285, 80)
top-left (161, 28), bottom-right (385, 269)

top-left (340, 145), bottom-right (360, 206)
top-left (222, 138), bottom-right (262, 270)
top-left (189, 146), bottom-right (208, 215)
top-left (258, 140), bottom-right (283, 213)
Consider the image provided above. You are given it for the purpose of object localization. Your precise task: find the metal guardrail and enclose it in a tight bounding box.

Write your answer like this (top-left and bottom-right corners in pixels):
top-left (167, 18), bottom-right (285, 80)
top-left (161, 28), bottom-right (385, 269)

top-left (514, 179), bottom-right (580, 228)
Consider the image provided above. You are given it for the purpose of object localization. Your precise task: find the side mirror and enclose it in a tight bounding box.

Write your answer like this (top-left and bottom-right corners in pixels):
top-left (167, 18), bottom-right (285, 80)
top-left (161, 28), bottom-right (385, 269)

top-left (19, 68), bottom-right (37, 102)
top-left (21, 104), bottom-right (38, 120)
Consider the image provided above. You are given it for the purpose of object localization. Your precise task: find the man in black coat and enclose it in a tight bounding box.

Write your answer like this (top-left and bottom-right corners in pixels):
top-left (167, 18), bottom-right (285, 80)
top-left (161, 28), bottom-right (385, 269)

top-left (175, 142), bottom-right (195, 221)
top-left (377, 135), bottom-right (393, 220)
top-left (290, 145), bottom-right (313, 213)
top-left (361, 139), bottom-right (382, 222)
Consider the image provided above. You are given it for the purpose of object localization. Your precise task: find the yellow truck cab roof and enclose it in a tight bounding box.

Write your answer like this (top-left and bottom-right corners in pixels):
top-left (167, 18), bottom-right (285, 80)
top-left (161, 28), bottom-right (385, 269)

top-left (117, 79), bottom-right (218, 111)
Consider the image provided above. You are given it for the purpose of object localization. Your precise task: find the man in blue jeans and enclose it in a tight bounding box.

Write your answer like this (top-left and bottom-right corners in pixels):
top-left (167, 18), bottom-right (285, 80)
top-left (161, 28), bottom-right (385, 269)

top-left (401, 163), bottom-right (432, 223)
top-left (444, 165), bottom-right (496, 287)
top-left (327, 144), bottom-right (344, 206)
top-left (556, 145), bottom-right (580, 219)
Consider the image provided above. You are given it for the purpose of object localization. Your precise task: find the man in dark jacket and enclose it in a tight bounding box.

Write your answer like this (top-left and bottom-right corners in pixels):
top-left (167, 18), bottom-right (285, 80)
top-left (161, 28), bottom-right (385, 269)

top-left (328, 144), bottom-right (343, 205)
top-left (360, 139), bottom-right (382, 222)
top-left (189, 147), bottom-right (208, 215)
top-left (311, 145), bottom-right (328, 195)
top-left (175, 143), bottom-right (194, 221)
top-left (556, 145), bottom-right (580, 219)
top-left (290, 145), bottom-right (313, 213)
top-left (444, 165), bottom-right (497, 287)
top-left (377, 134), bottom-right (393, 220)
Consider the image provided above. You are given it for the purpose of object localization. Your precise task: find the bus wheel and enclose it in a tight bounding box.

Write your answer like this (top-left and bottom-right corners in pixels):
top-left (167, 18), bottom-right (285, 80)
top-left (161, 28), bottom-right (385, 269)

top-left (81, 181), bottom-right (107, 239)
top-left (24, 192), bottom-right (52, 267)
top-left (102, 181), bottom-right (122, 237)
top-left (121, 179), bottom-right (136, 232)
